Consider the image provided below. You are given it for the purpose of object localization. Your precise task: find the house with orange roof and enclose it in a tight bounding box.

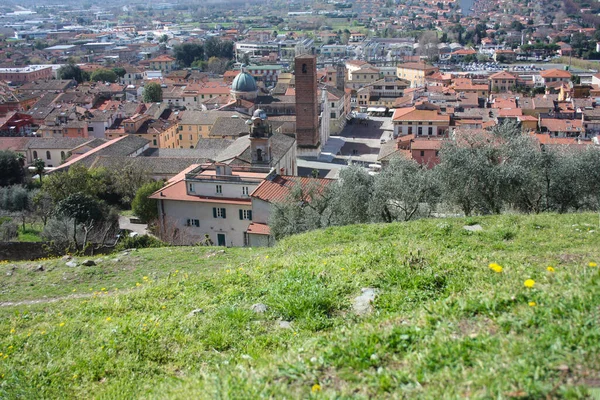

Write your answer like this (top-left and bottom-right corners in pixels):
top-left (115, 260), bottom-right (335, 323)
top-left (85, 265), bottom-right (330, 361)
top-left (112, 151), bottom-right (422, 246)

top-left (391, 106), bottom-right (450, 137)
top-left (396, 62), bottom-right (439, 88)
top-left (540, 69), bottom-right (571, 89)
top-left (539, 118), bottom-right (584, 138)
top-left (147, 55), bottom-right (176, 73)
top-left (488, 71), bottom-right (517, 92)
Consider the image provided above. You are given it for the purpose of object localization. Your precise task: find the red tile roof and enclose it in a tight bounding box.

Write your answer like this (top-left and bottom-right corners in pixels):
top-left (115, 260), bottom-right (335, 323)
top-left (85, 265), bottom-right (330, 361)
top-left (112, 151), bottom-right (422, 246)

top-left (540, 69), bottom-right (571, 79)
top-left (251, 175), bottom-right (333, 203)
top-left (246, 222), bottom-right (270, 235)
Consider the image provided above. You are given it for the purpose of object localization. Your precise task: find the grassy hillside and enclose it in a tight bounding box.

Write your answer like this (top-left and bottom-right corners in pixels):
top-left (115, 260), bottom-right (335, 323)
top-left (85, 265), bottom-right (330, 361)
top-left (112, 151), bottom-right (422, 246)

top-left (1, 213), bottom-right (600, 399)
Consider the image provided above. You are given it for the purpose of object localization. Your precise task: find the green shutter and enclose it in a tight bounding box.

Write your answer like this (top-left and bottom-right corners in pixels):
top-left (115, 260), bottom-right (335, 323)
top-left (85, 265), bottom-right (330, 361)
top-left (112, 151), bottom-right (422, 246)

top-left (213, 207), bottom-right (217, 218)
top-left (239, 209), bottom-right (243, 220)
top-left (222, 208), bottom-right (226, 219)
top-left (248, 210), bottom-right (252, 221)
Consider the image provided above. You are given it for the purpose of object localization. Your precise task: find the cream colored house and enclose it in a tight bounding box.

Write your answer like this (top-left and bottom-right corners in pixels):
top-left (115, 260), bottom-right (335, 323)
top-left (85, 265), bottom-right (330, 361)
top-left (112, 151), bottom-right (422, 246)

top-left (396, 62), bottom-right (439, 88)
top-left (150, 110), bottom-right (298, 246)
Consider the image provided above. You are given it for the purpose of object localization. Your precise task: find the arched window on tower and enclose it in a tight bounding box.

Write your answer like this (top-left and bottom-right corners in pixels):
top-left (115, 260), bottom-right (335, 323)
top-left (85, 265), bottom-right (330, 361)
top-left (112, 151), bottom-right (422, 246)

top-left (302, 63), bottom-right (307, 74)
top-left (256, 148), bottom-right (263, 162)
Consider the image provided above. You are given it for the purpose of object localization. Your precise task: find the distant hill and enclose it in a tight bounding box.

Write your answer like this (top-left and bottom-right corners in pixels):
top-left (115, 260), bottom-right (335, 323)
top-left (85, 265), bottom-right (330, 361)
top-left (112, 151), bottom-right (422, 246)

top-left (1, 213), bottom-right (600, 398)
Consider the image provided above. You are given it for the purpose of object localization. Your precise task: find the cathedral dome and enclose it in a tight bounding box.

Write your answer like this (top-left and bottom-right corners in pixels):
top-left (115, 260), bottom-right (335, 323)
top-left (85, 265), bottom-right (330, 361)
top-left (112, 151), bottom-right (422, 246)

top-left (231, 72), bottom-right (257, 93)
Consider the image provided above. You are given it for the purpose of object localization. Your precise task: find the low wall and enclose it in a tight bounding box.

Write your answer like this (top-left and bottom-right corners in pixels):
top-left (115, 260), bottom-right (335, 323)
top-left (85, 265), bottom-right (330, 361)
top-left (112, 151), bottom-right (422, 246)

top-left (0, 242), bottom-right (50, 261)
top-left (0, 242), bottom-right (115, 261)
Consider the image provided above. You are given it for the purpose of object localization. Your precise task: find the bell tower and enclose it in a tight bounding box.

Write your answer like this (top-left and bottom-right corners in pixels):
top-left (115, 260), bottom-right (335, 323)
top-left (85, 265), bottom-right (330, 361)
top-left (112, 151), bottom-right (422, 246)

top-left (248, 109), bottom-right (272, 164)
top-left (294, 54), bottom-right (321, 157)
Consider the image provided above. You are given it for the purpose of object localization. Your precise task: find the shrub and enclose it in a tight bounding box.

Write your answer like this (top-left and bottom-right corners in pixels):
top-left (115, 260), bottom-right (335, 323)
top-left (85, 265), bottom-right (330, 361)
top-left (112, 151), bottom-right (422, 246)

top-left (116, 234), bottom-right (166, 251)
top-left (0, 220), bottom-right (18, 241)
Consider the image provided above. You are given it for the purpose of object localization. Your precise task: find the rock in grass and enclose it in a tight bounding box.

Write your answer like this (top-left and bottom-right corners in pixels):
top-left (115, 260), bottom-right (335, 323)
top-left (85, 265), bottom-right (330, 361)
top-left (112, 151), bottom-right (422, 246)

top-left (463, 224), bottom-right (483, 232)
top-left (278, 320), bottom-right (292, 329)
top-left (62, 255), bottom-right (72, 261)
top-left (65, 261), bottom-right (78, 268)
top-left (353, 288), bottom-right (379, 316)
top-left (35, 265), bottom-right (44, 272)
top-left (251, 303), bottom-right (268, 313)
top-left (82, 259), bottom-right (96, 266)
top-left (187, 308), bottom-right (204, 317)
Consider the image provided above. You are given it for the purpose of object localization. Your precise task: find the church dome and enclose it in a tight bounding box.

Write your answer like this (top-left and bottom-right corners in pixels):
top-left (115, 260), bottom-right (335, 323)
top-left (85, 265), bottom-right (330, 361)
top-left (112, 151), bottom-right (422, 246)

top-left (231, 72), bottom-right (257, 93)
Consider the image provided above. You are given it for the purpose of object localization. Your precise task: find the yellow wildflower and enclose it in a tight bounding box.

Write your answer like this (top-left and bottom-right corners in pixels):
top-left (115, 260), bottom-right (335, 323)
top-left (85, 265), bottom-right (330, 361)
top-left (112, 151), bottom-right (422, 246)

top-left (105, 317), bottom-right (112, 322)
top-left (59, 322), bottom-right (65, 327)
top-left (547, 266), bottom-right (555, 272)
top-left (529, 301), bottom-right (536, 307)
top-left (589, 262), bottom-right (598, 267)
top-left (73, 374), bottom-right (78, 379)
top-left (311, 384), bottom-right (321, 393)
top-left (135, 282), bottom-right (141, 287)
top-left (72, 289), bottom-right (77, 292)
top-left (101, 287), bottom-right (106, 291)
top-left (488, 263), bottom-right (503, 273)
top-left (524, 279), bottom-right (535, 288)
top-left (142, 276), bottom-right (148, 281)
top-left (9, 328), bottom-right (15, 334)
top-left (161, 305), bottom-right (166, 309)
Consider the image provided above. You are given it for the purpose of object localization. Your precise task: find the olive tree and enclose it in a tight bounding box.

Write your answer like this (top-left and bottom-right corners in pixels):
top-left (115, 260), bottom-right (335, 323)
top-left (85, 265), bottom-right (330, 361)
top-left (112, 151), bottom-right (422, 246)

top-left (269, 181), bottom-right (333, 240)
top-left (370, 157), bottom-right (438, 222)
top-left (330, 165), bottom-right (373, 226)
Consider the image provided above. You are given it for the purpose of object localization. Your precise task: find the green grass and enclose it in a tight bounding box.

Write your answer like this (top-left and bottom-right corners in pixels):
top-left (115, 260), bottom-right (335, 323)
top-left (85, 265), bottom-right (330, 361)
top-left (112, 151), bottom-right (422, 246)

top-left (0, 213), bottom-right (599, 398)
top-left (17, 225), bottom-right (43, 242)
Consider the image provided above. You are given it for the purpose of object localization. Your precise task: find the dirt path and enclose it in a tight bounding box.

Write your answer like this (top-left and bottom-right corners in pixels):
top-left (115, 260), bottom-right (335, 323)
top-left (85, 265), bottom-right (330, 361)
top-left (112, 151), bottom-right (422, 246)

top-left (0, 290), bottom-right (129, 308)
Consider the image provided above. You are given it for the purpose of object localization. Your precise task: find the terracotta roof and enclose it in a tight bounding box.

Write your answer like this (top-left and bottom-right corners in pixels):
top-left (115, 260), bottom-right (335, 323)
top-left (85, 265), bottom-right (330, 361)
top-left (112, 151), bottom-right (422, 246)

top-left (149, 55), bottom-right (175, 62)
top-left (489, 71), bottom-right (517, 80)
top-left (397, 62), bottom-right (437, 71)
top-left (392, 107), bottom-right (450, 122)
top-left (251, 175), bottom-right (333, 203)
top-left (149, 179), bottom-right (252, 204)
top-left (246, 222), bottom-right (270, 235)
top-left (540, 69), bottom-right (571, 79)
top-left (410, 138), bottom-right (444, 150)
top-left (540, 118), bottom-right (583, 133)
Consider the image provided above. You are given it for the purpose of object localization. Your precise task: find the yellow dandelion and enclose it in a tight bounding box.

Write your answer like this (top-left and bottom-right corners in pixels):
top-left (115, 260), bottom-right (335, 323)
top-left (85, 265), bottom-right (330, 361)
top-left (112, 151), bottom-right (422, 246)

top-left (175, 269), bottom-right (179, 273)
top-left (340, 268), bottom-right (345, 271)
top-left (161, 305), bottom-right (166, 309)
top-left (311, 383), bottom-right (321, 393)
top-left (105, 317), bottom-right (112, 322)
top-left (488, 263), bottom-right (503, 273)
top-left (529, 301), bottom-right (536, 307)
top-left (9, 328), bottom-right (15, 334)
top-left (59, 322), bottom-right (65, 327)
top-left (7, 346), bottom-right (12, 350)
top-left (226, 269), bottom-right (231, 273)
top-left (3, 355), bottom-right (7, 359)
top-left (524, 279), bottom-right (535, 288)
top-left (101, 287), bottom-right (107, 291)
top-left (547, 266), bottom-right (555, 272)
top-left (589, 262), bottom-right (598, 267)
top-left (238, 267), bottom-right (243, 271)
top-left (142, 276), bottom-right (148, 281)
top-left (135, 282), bottom-right (141, 287)
top-left (41, 330), bottom-right (46, 335)
top-left (73, 374), bottom-right (78, 379)
top-left (265, 255), bottom-right (269, 259)
top-left (72, 289), bottom-right (77, 292)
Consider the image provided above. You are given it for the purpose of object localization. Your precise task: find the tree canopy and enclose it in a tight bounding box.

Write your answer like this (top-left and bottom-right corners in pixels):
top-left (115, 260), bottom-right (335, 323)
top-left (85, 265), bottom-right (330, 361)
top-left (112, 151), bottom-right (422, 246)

top-left (90, 68), bottom-right (119, 83)
top-left (0, 151), bottom-right (24, 187)
top-left (143, 82), bottom-right (163, 103)
top-left (173, 43), bottom-right (204, 67)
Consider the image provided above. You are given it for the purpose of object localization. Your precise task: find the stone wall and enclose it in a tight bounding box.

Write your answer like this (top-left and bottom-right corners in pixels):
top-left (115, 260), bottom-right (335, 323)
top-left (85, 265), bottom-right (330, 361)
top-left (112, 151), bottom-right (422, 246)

top-left (0, 242), bottom-right (51, 261)
top-left (0, 242), bottom-right (115, 261)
